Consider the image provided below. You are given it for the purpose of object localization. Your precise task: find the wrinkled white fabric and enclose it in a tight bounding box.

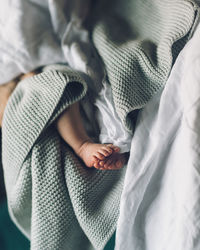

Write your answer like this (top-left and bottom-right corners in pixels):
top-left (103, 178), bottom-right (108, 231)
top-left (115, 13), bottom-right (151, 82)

top-left (95, 80), bottom-right (132, 153)
top-left (115, 23), bottom-right (200, 250)
top-left (0, 0), bottom-right (132, 152)
top-left (0, 0), bottom-right (104, 86)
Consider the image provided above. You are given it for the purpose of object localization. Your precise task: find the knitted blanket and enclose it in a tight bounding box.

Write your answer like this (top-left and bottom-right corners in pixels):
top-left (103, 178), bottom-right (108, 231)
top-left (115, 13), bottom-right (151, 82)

top-left (92, 0), bottom-right (200, 130)
top-left (2, 66), bottom-right (126, 250)
top-left (2, 0), bottom-right (199, 250)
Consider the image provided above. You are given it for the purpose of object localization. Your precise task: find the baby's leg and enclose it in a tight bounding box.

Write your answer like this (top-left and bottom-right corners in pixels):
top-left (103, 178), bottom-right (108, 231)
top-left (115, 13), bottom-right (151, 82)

top-left (0, 80), bottom-right (17, 127)
top-left (0, 72), bottom-right (36, 127)
top-left (56, 102), bottom-right (120, 168)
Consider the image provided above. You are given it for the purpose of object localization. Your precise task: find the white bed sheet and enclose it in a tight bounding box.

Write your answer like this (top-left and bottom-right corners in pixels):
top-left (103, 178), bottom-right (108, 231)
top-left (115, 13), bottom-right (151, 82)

top-left (95, 80), bottom-right (132, 153)
top-left (0, 0), bottom-right (132, 153)
top-left (0, 0), bottom-right (103, 86)
top-left (3, 1), bottom-right (200, 248)
top-left (115, 23), bottom-right (200, 250)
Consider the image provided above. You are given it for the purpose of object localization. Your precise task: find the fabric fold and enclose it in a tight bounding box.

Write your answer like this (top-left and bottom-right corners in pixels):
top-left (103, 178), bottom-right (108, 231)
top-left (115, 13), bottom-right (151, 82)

top-left (1, 0), bottom-right (200, 249)
top-left (2, 65), bottom-right (126, 250)
top-left (92, 0), bottom-right (200, 130)
top-left (115, 21), bottom-right (200, 250)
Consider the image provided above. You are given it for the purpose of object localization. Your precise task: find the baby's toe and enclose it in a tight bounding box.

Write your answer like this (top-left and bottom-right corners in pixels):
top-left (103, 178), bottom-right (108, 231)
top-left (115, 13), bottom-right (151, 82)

top-left (104, 158), bottom-right (113, 168)
top-left (107, 144), bottom-right (120, 153)
top-left (113, 146), bottom-right (120, 153)
top-left (94, 152), bottom-right (105, 160)
top-left (94, 161), bottom-right (101, 169)
top-left (116, 159), bottom-right (123, 169)
top-left (93, 155), bottom-right (99, 162)
top-left (103, 145), bottom-right (113, 154)
top-left (98, 148), bottom-right (111, 157)
top-left (99, 160), bottom-right (105, 167)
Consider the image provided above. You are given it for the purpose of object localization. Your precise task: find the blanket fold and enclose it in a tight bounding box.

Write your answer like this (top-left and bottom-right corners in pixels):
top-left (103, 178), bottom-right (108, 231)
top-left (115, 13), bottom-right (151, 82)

top-left (2, 65), bottom-right (126, 250)
top-left (1, 1), bottom-right (200, 250)
top-left (92, 0), bottom-right (200, 130)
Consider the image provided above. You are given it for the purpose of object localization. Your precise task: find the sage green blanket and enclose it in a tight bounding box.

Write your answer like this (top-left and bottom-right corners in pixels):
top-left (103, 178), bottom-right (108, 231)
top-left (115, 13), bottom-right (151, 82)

top-left (2, 66), bottom-right (126, 250)
top-left (2, 0), bottom-right (199, 250)
top-left (92, 0), bottom-right (200, 130)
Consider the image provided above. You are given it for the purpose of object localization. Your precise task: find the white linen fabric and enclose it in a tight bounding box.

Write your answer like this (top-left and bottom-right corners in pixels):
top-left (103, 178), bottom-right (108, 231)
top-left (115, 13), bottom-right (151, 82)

top-left (2, 0), bottom-right (200, 248)
top-left (95, 80), bottom-right (132, 153)
top-left (115, 22), bottom-right (200, 250)
top-left (0, 0), bottom-right (103, 86)
top-left (0, 0), bottom-right (132, 152)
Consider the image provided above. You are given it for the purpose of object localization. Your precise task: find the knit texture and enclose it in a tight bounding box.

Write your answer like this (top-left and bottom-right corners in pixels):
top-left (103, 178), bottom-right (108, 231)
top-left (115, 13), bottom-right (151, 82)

top-left (2, 65), bottom-right (126, 250)
top-left (1, 1), bottom-right (200, 250)
top-left (92, 0), bottom-right (200, 130)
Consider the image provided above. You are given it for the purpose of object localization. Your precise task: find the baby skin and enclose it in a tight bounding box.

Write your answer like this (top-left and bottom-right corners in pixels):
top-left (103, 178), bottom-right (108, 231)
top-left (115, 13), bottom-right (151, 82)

top-left (56, 102), bottom-right (128, 170)
top-left (0, 72), bottom-right (128, 170)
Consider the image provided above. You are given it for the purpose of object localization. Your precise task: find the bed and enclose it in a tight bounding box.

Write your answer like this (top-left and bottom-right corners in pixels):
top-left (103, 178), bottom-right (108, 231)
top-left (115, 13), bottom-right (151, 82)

top-left (1, 0), bottom-right (199, 249)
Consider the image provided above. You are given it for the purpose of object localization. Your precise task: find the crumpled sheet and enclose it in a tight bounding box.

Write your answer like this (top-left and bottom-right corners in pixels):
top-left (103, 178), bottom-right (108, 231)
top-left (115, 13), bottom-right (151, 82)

top-left (0, 0), bottom-right (132, 152)
top-left (1, 0), bottom-right (200, 249)
top-left (0, 0), bottom-right (103, 86)
top-left (115, 22), bottom-right (200, 250)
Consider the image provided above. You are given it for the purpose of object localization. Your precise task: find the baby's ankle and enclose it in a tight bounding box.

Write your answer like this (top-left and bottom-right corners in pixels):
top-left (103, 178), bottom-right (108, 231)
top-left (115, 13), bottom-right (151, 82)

top-left (74, 139), bottom-right (93, 158)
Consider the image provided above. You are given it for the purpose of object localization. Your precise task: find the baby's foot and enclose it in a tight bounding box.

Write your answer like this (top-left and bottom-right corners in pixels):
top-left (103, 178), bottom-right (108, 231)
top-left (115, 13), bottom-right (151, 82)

top-left (94, 152), bottom-right (129, 170)
top-left (77, 141), bottom-right (120, 168)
